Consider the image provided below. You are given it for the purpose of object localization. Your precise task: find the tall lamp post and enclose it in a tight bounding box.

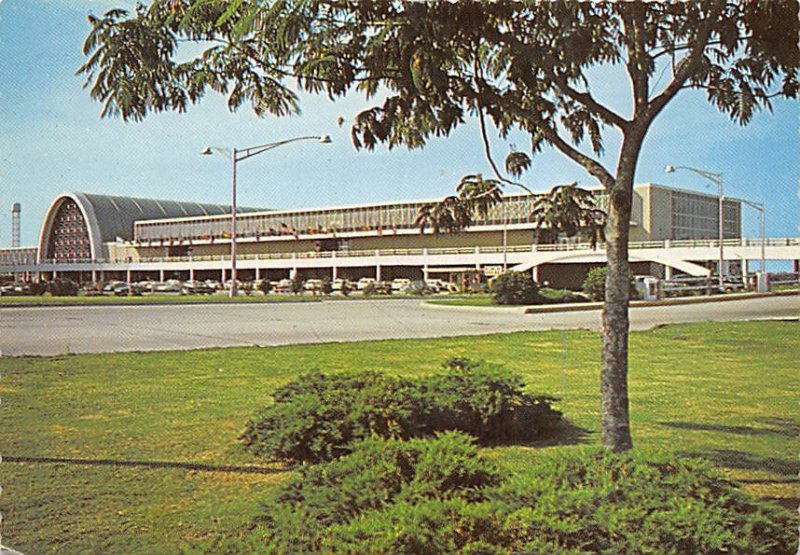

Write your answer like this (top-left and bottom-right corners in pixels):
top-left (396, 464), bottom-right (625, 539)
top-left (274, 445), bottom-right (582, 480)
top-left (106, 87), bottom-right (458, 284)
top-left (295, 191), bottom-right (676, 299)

top-left (739, 198), bottom-right (767, 291)
top-left (664, 165), bottom-right (725, 291)
top-left (202, 135), bottom-right (332, 297)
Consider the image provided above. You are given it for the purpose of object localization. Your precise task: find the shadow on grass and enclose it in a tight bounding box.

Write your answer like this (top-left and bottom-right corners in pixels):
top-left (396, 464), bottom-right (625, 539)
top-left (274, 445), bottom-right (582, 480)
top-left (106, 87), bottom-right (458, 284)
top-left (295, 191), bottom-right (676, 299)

top-left (3, 455), bottom-right (290, 474)
top-left (520, 419), bottom-right (593, 448)
top-left (679, 449), bottom-right (797, 478)
top-left (659, 417), bottom-right (800, 438)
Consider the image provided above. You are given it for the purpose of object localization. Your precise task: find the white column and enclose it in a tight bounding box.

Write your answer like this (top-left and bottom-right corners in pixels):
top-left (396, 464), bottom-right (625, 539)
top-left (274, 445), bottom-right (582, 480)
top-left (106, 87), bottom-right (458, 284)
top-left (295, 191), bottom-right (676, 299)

top-left (126, 269), bottom-right (132, 283)
top-left (254, 267), bottom-right (260, 281)
top-left (159, 268), bottom-right (165, 282)
top-left (664, 265), bottom-right (673, 280)
top-left (190, 267), bottom-right (195, 281)
top-left (375, 249), bottom-right (381, 281)
top-left (220, 267), bottom-right (225, 282)
top-left (532, 265), bottom-right (541, 282)
top-left (474, 246), bottom-right (481, 270)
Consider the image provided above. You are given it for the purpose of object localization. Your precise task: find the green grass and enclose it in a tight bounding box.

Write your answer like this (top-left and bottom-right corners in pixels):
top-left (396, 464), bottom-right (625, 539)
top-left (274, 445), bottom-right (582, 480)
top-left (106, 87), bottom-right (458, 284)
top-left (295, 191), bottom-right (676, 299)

top-left (1, 321), bottom-right (797, 553)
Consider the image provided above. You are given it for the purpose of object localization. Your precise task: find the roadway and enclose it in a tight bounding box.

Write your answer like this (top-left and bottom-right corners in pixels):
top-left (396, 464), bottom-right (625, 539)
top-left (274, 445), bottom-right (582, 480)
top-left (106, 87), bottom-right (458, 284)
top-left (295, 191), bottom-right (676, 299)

top-left (1, 296), bottom-right (798, 356)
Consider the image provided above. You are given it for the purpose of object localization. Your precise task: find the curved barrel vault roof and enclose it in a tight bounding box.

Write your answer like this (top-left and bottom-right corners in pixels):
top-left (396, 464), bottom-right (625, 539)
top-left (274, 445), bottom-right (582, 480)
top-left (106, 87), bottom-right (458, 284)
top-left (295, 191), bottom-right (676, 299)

top-left (38, 192), bottom-right (261, 262)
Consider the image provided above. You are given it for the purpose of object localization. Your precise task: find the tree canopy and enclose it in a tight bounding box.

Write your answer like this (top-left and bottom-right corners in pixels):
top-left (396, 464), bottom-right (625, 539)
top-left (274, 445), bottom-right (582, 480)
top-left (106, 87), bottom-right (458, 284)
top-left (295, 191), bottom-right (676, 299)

top-left (80, 0), bottom-right (799, 452)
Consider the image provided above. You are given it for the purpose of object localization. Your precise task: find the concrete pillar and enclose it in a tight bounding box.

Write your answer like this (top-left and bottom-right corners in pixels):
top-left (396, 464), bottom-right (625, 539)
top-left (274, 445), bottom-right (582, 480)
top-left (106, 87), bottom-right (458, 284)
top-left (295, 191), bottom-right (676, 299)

top-left (532, 265), bottom-right (541, 282)
top-left (92, 269), bottom-right (97, 283)
top-left (126, 269), bottom-right (132, 284)
top-left (159, 268), bottom-right (165, 282)
top-left (741, 258), bottom-right (748, 285)
top-left (221, 267), bottom-right (226, 282)
top-left (53, 269), bottom-right (58, 279)
top-left (290, 268), bottom-right (297, 280)
top-left (376, 264), bottom-right (382, 282)
top-left (423, 265), bottom-right (429, 282)
top-left (332, 266), bottom-right (338, 280)
top-left (100, 271), bottom-right (105, 282)
top-left (254, 267), bottom-right (260, 281)
top-left (190, 267), bottom-right (195, 281)
top-left (474, 246), bottom-right (481, 270)
top-left (664, 265), bottom-right (673, 281)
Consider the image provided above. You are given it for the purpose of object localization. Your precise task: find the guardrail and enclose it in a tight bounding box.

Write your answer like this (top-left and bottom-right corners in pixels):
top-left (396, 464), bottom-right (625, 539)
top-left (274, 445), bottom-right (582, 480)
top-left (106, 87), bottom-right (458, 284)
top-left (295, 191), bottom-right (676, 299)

top-left (20, 237), bottom-right (799, 266)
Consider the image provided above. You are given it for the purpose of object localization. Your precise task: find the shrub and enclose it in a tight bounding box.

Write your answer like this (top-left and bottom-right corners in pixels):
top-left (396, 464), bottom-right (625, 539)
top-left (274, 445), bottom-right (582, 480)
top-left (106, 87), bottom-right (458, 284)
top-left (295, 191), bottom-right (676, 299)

top-left (320, 277), bottom-right (332, 295)
top-left (246, 446), bottom-right (796, 554)
top-left (582, 266), bottom-right (608, 301)
top-left (27, 281), bottom-right (48, 296)
top-left (420, 358), bottom-right (562, 443)
top-left (240, 371), bottom-right (423, 462)
top-left (484, 450), bottom-right (797, 554)
top-left (582, 266), bottom-right (639, 302)
top-left (48, 278), bottom-right (79, 296)
top-left (241, 358), bottom-right (563, 463)
top-left (491, 271), bottom-right (541, 305)
top-left (258, 279), bottom-right (272, 294)
top-left (257, 432), bottom-right (499, 553)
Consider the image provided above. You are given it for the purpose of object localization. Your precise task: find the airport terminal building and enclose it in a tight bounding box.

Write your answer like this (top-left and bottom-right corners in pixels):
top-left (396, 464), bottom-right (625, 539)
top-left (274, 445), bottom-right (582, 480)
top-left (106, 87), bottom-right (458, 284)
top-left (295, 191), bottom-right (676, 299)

top-left (4, 182), bottom-right (794, 289)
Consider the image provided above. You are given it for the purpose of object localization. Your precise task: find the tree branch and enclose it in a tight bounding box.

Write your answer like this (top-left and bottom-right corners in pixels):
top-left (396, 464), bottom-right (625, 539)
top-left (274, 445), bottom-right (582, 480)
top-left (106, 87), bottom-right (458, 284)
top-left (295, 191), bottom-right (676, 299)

top-left (544, 126), bottom-right (615, 188)
top-left (555, 77), bottom-right (629, 130)
top-left (647, 5), bottom-right (724, 120)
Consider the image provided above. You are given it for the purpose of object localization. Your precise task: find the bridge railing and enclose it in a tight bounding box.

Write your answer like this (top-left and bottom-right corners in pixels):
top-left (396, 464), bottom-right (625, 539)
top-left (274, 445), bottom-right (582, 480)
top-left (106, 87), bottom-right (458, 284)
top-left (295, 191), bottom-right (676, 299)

top-left (23, 237), bottom-right (800, 266)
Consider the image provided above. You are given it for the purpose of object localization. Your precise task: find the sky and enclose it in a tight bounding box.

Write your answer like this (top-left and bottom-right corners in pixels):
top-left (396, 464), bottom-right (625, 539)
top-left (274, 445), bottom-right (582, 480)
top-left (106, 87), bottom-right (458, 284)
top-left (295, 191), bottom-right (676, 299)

top-left (0, 0), bottom-right (798, 249)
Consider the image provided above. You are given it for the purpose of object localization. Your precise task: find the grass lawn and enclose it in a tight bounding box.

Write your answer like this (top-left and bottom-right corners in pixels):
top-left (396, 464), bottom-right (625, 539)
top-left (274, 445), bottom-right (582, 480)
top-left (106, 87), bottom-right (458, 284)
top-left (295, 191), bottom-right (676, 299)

top-left (1, 321), bottom-right (797, 553)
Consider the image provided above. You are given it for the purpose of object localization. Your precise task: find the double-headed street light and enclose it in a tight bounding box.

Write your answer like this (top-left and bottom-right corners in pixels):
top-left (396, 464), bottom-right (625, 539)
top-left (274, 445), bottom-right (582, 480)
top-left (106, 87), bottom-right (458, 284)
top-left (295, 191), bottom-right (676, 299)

top-left (665, 165), bottom-right (725, 291)
top-left (202, 135), bottom-right (332, 297)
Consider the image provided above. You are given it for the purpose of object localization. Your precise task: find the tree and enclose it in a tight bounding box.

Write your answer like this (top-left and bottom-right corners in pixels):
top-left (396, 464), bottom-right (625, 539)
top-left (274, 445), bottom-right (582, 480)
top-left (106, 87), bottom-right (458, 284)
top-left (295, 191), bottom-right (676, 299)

top-left (530, 183), bottom-right (606, 247)
top-left (79, 1), bottom-right (798, 451)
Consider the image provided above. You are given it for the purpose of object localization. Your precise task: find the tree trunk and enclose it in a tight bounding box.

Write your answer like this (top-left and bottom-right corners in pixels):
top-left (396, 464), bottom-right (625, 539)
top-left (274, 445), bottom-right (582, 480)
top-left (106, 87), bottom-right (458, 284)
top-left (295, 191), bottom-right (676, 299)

top-left (601, 144), bottom-right (640, 452)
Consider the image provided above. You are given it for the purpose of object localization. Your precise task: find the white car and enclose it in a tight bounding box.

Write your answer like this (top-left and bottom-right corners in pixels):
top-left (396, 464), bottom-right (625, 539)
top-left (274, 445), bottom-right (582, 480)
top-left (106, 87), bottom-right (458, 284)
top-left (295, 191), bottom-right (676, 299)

top-left (391, 278), bottom-right (411, 292)
top-left (357, 277), bottom-right (376, 290)
top-left (303, 279), bottom-right (324, 291)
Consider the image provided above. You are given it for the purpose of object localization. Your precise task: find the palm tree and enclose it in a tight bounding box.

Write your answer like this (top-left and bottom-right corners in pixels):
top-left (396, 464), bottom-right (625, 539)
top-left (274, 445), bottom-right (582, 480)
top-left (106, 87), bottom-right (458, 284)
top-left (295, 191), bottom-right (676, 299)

top-left (531, 183), bottom-right (605, 248)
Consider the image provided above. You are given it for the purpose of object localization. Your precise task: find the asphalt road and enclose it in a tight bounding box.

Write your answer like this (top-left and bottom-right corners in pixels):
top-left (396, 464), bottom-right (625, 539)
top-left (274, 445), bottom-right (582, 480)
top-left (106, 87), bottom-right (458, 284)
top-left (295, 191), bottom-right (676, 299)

top-left (1, 296), bottom-right (798, 356)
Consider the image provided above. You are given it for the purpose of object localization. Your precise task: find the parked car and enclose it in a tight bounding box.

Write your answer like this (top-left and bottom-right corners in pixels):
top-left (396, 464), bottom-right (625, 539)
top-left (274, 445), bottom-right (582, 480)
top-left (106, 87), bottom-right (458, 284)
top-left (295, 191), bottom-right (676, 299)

top-left (391, 278), bottom-right (411, 292)
top-left (357, 277), bottom-right (376, 291)
top-left (303, 279), bottom-right (324, 292)
top-left (181, 280), bottom-right (214, 295)
top-left (274, 278), bottom-right (295, 294)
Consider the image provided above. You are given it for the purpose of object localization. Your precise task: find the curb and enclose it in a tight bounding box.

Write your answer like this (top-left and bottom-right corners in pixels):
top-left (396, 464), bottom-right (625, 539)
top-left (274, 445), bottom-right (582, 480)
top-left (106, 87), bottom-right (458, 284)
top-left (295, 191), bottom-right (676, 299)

top-left (421, 290), bottom-right (800, 315)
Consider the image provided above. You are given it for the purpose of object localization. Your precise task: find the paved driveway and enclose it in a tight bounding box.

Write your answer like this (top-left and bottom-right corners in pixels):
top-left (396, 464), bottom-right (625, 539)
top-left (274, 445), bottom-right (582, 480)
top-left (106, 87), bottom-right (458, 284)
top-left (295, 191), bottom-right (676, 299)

top-left (1, 296), bottom-right (798, 356)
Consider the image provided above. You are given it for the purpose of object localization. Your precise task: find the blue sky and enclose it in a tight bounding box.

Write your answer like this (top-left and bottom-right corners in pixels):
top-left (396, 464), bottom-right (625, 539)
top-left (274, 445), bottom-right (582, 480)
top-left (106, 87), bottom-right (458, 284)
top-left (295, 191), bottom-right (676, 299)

top-left (1, 1), bottom-right (797, 248)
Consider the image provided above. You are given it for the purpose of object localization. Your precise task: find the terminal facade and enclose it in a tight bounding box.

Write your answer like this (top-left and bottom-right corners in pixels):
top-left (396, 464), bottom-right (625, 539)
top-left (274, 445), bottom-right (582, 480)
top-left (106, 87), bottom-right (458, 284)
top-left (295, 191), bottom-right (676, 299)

top-left (3, 183), bottom-right (784, 290)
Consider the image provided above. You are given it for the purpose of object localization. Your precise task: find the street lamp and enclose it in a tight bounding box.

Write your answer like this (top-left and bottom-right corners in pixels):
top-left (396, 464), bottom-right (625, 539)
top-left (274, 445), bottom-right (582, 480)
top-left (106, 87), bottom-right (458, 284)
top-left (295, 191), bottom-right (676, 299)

top-left (665, 164), bottom-right (725, 291)
top-left (202, 135), bottom-right (332, 297)
top-left (739, 198), bottom-right (767, 291)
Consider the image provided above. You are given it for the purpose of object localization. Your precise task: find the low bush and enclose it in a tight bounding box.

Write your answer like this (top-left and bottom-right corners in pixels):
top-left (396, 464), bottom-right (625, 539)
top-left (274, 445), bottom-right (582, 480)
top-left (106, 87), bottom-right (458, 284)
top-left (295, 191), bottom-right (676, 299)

top-left (48, 278), bottom-right (79, 296)
top-left (27, 281), bottom-right (48, 296)
top-left (240, 371), bottom-right (421, 462)
top-left (256, 432), bottom-right (499, 553)
top-left (491, 271), bottom-right (541, 305)
top-left (241, 358), bottom-right (562, 463)
top-left (238, 444), bottom-right (797, 554)
top-left (582, 266), bottom-right (640, 302)
top-left (420, 358), bottom-right (562, 443)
